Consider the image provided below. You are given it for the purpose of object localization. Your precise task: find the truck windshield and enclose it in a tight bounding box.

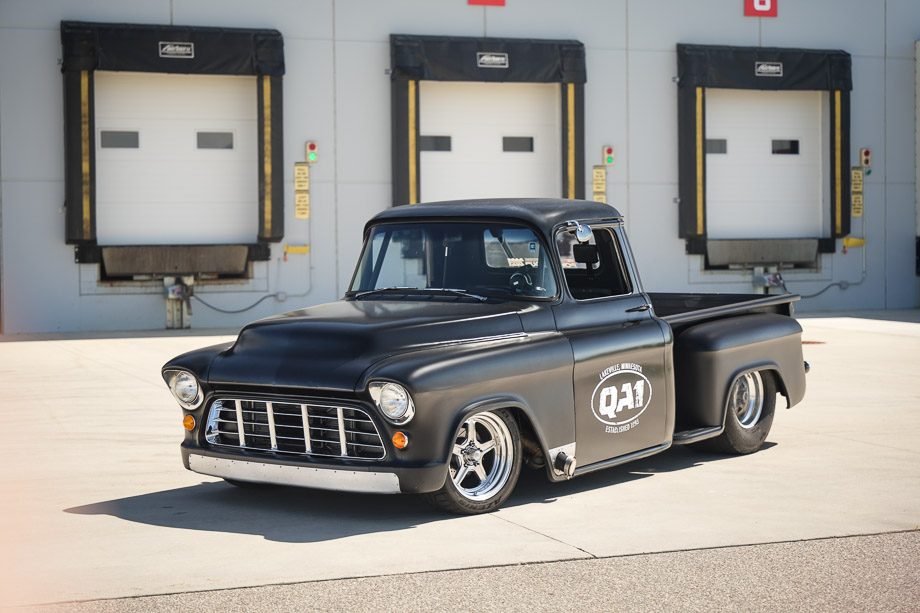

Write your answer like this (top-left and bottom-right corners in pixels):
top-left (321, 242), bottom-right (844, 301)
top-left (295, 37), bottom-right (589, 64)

top-left (349, 222), bottom-right (558, 300)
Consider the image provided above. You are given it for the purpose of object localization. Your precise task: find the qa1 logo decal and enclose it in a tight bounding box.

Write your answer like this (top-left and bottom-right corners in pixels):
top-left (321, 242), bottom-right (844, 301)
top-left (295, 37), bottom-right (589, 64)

top-left (591, 363), bottom-right (653, 434)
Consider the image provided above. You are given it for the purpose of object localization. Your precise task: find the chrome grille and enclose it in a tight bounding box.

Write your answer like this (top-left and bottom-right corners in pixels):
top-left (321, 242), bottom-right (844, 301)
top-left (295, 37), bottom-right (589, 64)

top-left (204, 399), bottom-right (385, 460)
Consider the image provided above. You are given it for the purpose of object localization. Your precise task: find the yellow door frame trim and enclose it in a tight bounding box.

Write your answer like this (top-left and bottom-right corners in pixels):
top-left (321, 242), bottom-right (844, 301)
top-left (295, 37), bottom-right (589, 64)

top-left (695, 86), bottom-right (704, 236)
top-left (566, 83), bottom-right (576, 199)
top-left (408, 80), bottom-right (418, 204)
top-left (262, 75), bottom-right (273, 237)
top-left (80, 70), bottom-right (91, 238)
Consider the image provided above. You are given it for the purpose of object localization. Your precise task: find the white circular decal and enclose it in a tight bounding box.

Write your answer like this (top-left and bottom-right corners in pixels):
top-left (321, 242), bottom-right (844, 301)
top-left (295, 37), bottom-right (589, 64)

top-left (591, 366), bottom-right (653, 426)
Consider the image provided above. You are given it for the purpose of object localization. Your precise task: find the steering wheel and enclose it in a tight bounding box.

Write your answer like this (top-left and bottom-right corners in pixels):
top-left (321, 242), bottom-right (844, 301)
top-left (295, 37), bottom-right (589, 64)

top-left (509, 265), bottom-right (534, 295)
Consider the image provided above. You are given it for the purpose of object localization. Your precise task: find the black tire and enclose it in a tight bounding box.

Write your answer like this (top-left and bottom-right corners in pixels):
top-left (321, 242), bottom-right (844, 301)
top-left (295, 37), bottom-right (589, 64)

top-left (423, 409), bottom-right (522, 514)
top-left (695, 370), bottom-right (777, 455)
top-left (223, 478), bottom-right (278, 489)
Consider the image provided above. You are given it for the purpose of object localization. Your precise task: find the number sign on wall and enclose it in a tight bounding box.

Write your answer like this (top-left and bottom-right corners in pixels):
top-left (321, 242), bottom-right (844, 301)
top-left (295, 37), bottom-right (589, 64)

top-left (744, 0), bottom-right (778, 17)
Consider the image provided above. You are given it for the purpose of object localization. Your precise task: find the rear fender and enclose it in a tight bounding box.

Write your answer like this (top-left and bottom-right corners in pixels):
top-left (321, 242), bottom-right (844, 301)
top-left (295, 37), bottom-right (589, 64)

top-left (673, 314), bottom-right (806, 428)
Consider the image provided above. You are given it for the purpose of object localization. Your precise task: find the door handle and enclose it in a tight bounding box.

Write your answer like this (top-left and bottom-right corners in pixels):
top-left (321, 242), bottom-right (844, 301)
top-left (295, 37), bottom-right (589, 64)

top-left (625, 303), bottom-right (651, 313)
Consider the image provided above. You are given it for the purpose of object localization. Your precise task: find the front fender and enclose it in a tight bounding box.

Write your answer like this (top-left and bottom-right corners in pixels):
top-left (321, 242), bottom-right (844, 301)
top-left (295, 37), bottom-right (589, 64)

top-left (358, 333), bottom-right (575, 468)
top-left (161, 341), bottom-right (232, 384)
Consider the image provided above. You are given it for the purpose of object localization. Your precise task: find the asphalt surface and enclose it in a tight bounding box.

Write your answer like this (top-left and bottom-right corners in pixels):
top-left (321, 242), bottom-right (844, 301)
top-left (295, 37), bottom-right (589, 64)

top-left (22, 532), bottom-right (920, 613)
top-left (1, 309), bottom-right (919, 611)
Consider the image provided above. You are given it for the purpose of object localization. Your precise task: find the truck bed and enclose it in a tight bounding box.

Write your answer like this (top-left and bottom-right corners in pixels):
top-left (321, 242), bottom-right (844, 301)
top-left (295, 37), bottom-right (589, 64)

top-left (648, 292), bottom-right (799, 332)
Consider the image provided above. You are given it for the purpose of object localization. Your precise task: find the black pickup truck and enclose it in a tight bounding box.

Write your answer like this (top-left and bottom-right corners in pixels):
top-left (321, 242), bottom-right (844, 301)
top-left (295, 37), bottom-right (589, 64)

top-left (163, 199), bottom-right (807, 514)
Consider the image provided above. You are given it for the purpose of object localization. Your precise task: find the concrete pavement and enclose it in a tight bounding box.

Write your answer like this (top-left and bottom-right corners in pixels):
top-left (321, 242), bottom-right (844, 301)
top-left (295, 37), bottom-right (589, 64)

top-left (1, 310), bottom-right (918, 609)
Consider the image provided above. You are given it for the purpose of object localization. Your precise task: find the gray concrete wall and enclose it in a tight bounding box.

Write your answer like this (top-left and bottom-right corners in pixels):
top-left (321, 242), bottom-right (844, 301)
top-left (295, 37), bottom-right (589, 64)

top-left (1, 0), bottom-right (918, 333)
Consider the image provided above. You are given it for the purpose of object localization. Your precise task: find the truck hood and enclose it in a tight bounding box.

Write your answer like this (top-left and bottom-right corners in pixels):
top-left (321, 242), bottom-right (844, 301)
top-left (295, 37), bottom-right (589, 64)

top-left (208, 300), bottom-right (528, 391)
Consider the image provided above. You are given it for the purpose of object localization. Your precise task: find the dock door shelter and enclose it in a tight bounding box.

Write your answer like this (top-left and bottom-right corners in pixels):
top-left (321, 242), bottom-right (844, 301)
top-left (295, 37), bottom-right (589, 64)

top-left (676, 44), bottom-right (852, 269)
top-left (60, 21), bottom-right (284, 278)
top-left (390, 35), bottom-right (586, 205)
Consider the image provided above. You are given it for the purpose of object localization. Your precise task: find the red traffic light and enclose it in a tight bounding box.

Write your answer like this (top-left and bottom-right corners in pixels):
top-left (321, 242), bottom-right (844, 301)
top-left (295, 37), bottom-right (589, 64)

top-left (306, 141), bottom-right (318, 163)
top-left (602, 145), bottom-right (614, 165)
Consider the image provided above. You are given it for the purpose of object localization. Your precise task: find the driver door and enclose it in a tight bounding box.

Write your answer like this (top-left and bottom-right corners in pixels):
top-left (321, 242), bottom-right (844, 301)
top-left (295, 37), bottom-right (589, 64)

top-left (553, 224), bottom-right (671, 468)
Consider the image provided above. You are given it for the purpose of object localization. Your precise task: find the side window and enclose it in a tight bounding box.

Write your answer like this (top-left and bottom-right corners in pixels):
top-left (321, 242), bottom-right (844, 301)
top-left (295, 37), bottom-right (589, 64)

top-left (556, 226), bottom-right (632, 300)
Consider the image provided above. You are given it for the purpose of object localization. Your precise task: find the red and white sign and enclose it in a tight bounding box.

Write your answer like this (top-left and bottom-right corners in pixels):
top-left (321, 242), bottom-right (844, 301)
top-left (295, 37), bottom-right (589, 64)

top-left (744, 0), bottom-right (777, 17)
top-left (469, 0), bottom-right (505, 6)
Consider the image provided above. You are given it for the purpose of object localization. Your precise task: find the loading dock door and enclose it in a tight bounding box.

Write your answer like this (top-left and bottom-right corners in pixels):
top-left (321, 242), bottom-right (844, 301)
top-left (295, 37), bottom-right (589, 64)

top-left (419, 81), bottom-right (561, 202)
top-left (94, 71), bottom-right (258, 246)
top-left (705, 88), bottom-right (823, 239)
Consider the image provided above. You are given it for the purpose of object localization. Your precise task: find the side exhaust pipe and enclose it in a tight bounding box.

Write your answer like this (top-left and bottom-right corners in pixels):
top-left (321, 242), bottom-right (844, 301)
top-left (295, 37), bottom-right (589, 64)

top-left (554, 452), bottom-right (577, 479)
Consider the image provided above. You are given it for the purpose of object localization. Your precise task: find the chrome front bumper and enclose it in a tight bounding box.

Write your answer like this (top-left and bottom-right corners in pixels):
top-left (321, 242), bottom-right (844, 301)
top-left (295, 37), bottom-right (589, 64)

top-left (188, 453), bottom-right (402, 494)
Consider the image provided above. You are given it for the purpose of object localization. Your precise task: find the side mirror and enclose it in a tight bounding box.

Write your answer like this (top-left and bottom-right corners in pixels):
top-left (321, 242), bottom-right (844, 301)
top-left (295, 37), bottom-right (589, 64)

top-left (574, 223), bottom-right (593, 243)
top-left (565, 220), bottom-right (593, 243)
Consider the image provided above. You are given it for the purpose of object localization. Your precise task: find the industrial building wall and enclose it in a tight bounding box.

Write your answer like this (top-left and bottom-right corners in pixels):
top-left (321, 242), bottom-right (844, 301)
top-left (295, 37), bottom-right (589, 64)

top-left (0, 0), bottom-right (918, 334)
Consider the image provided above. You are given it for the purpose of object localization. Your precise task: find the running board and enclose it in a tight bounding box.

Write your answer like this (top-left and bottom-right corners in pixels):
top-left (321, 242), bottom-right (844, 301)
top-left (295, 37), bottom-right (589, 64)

top-left (671, 426), bottom-right (723, 445)
top-left (573, 442), bottom-right (671, 478)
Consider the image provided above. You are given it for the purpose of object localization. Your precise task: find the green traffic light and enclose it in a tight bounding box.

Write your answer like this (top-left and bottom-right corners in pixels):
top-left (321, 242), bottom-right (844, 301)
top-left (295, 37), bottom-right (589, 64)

top-left (605, 156), bottom-right (613, 164)
top-left (308, 152), bottom-right (317, 162)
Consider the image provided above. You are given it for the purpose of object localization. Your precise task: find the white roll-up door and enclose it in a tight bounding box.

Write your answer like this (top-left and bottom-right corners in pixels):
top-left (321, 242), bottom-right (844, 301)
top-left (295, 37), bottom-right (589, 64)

top-left (419, 81), bottom-right (561, 202)
top-left (705, 88), bottom-right (823, 239)
top-left (94, 71), bottom-right (257, 246)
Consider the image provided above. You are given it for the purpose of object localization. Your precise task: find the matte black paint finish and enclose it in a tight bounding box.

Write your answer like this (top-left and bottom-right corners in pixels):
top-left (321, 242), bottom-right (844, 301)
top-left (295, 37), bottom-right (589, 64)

top-left (209, 301), bottom-right (532, 391)
top-left (370, 199), bottom-right (622, 245)
top-left (163, 198), bottom-right (807, 499)
top-left (559, 298), bottom-right (671, 467)
top-left (673, 314), bottom-right (805, 429)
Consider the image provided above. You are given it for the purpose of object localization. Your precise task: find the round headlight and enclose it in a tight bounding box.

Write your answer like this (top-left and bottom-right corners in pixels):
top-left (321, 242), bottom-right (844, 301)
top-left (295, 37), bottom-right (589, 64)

top-left (165, 369), bottom-right (202, 409)
top-left (369, 381), bottom-right (415, 424)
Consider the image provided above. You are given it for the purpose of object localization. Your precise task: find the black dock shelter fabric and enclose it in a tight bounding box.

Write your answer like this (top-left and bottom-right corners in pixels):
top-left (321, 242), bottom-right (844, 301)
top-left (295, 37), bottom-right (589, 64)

top-left (390, 34), bottom-right (585, 84)
top-left (677, 44), bottom-right (851, 92)
top-left (675, 43), bottom-right (853, 254)
top-left (60, 21), bottom-right (284, 76)
top-left (60, 21), bottom-right (284, 255)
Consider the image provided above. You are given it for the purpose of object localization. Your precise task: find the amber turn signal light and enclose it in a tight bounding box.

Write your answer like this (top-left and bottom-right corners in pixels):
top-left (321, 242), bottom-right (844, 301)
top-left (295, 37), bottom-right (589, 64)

top-left (183, 414), bottom-right (196, 431)
top-left (392, 431), bottom-right (408, 449)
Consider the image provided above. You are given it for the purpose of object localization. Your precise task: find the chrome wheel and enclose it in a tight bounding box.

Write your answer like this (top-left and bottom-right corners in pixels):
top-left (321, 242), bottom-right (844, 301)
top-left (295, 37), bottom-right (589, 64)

top-left (730, 371), bottom-right (764, 429)
top-left (448, 412), bottom-right (514, 502)
top-left (693, 370), bottom-right (776, 456)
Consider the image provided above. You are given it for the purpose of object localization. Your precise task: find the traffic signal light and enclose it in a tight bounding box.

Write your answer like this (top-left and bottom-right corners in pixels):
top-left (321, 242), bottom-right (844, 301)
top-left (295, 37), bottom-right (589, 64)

top-left (306, 141), bottom-right (318, 163)
top-left (859, 147), bottom-right (870, 168)
top-left (602, 145), bottom-right (614, 165)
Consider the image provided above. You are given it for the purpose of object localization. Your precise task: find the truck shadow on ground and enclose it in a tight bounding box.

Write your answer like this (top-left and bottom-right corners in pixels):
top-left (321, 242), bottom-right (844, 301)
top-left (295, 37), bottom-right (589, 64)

top-left (506, 442), bottom-right (776, 508)
top-left (64, 444), bottom-right (773, 543)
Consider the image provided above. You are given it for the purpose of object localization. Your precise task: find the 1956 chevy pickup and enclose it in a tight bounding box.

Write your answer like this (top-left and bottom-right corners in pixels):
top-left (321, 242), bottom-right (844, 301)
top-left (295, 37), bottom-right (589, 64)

top-left (163, 199), bottom-right (807, 514)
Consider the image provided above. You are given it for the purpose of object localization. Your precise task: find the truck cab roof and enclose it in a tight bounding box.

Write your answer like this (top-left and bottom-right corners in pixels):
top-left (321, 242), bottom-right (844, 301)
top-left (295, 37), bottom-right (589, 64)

top-left (367, 198), bottom-right (624, 234)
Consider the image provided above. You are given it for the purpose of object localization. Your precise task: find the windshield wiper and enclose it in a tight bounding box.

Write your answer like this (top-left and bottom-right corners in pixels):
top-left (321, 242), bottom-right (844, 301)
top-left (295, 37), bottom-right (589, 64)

top-left (353, 286), bottom-right (418, 299)
top-left (424, 288), bottom-right (488, 302)
top-left (353, 287), bottom-right (487, 302)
